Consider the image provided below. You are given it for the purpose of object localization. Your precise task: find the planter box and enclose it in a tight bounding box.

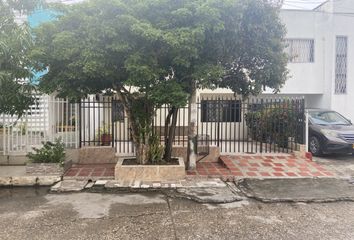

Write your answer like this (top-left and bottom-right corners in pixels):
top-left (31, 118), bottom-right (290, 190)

top-left (26, 163), bottom-right (64, 176)
top-left (115, 157), bottom-right (185, 182)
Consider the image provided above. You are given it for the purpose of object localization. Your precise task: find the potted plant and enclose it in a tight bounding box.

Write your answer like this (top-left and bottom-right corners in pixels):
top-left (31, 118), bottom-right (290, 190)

top-left (26, 138), bottom-right (66, 175)
top-left (97, 124), bottom-right (112, 146)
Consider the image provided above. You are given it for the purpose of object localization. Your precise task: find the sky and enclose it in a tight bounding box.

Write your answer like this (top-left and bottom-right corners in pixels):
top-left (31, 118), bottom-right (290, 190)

top-left (282, 0), bottom-right (327, 10)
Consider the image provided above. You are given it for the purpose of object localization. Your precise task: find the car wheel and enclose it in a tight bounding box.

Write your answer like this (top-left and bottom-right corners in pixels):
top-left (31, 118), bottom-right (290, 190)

top-left (309, 136), bottom-right (322, 156)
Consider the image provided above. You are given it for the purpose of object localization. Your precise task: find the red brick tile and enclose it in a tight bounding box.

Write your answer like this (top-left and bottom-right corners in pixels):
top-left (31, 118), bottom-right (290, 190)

top-left (273, 167), bottom-right (283, 172)
top-left (286, 160), bottom-right (297, 164)
top-left (262, 163), bottom-right (272, 167)
top-left (103, 172), bottom-right (114, 176)
top-left (246, 172), bottom-right (257, 177)
top-left (298, 163), bottom-right (309, 167)
top-left (312, 172), bottom-right (323, 177)
top-left (239, 163), bottom-right (249, 167)
top-left (78, 172), bottom-right (90, 177)
top-left (65, 171), bottom-right (78, 177)
top-left (229, 167), bottom-right (241, 172)
top-left (91, 172), bottom-right (104, 176)
top-left (299, 172), bottom-right (310, 177)
top-left (315, 166), bottom-right (327, 171)
top-left (264, 159), bottom-right (273, 163)
top-left (232, 172), bottom-right (244, 176)
top-left (273, 163), bottom-right (284, 167)
top-left (250, 163), bottom-right (260, 167)
top-left (277, 156), bottom-right (286, 159)
top-left (285, 172), bottom-right (297, 177)
top-left (273, 172), bottom-right (284, 177)
top-left (322, 171), bottom-right (335, 176)
top-left (286, 163), bottom-right (296, 167)
top-left (260, 172), bottom-right (271, 177)
top-left (299, 167), bottom-right (310, 172)
top-left (248, 167), bottom-right (258, 171)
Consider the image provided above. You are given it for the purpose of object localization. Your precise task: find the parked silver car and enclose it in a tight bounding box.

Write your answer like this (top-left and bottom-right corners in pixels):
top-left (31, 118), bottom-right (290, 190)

top-left (308, 109), bottom-right (354, 156)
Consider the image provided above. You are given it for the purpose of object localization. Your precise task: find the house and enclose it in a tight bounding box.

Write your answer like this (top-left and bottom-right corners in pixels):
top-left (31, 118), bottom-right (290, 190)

top-left (1, 0), bottom-right (318, 163)
top-left (200, 0), bottom-right (354, 123)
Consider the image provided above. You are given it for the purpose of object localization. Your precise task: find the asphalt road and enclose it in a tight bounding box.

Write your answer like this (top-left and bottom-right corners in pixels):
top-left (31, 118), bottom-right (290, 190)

top-left (1, 188), bottom-right (354, 240)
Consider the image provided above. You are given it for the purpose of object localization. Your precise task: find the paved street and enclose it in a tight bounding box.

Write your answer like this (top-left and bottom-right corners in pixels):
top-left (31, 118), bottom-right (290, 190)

top-left (1, 187), bottom-right (354, 240)
top-left (313, 154), bottom-right (354, 179)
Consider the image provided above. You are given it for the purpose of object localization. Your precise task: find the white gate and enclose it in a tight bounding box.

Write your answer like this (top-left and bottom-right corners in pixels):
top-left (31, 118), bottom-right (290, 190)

top-left (0, 95), bottom-right (79, 155)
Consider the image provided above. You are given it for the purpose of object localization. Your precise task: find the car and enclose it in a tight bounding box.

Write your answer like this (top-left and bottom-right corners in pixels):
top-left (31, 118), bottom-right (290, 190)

top-left (308, 109), bottom-right (354, 156)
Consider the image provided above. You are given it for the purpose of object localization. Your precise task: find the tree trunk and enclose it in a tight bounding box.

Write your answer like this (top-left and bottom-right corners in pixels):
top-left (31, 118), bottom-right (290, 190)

top-left (187, 83), bottom-right (197, 170)
top-left (136, 143), bottom-right (150, 165)
top-left (115, 89), bottom-right (153, 165)
top-left (163, 106), bottom-right (178, 161)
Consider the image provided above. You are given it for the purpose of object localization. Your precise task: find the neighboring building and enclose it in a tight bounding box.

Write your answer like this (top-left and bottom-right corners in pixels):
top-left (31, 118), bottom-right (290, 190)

top-left (280, 0), bottom-right (354, 122)
top-left (200, 0), bottom-right (354, 122)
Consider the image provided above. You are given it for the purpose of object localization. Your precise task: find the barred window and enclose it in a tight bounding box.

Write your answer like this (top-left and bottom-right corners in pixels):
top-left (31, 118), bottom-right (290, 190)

top-left (285, 39), bottom-right (314, 63)
top-left (335, 36), bottom-right (347, 94)
top-left (201, 100), bottom-right (241, 122)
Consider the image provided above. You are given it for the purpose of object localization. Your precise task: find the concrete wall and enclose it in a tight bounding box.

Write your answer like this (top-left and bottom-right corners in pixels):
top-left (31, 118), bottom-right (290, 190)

top-left (0, 148), bottom-right (79, 166)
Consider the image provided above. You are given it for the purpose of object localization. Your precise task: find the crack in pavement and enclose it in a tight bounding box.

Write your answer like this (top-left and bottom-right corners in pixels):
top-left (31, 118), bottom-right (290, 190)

top-left (166, 197), bottom-right (178, 240)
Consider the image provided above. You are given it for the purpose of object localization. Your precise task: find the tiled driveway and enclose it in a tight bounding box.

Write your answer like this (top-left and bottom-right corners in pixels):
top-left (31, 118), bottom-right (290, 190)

top-left (187, 155), bottom-right (335, 180)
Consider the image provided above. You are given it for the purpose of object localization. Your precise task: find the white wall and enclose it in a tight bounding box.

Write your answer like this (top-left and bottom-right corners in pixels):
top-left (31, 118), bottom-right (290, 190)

top-left (279, 10), bottom-right (327, 95)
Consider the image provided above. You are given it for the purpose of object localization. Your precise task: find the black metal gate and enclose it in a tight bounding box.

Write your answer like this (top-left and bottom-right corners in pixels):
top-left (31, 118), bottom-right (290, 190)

top-left (79, 95), bottom-right (305, 154)
top-left (198, 96), bottom-right (305, 154)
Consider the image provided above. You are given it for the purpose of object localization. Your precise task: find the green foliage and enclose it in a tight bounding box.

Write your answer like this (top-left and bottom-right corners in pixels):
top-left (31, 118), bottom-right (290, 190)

top-left (27, 138), bottom-right (65, 166)
top-left (148, 133), bottom-right (164, 164)
top-left (245, 101), bottom-right (300, 148)
top-left (0, 0), bottom-right (42, 116)
top-left (32, 0), bottom-right (288, 163)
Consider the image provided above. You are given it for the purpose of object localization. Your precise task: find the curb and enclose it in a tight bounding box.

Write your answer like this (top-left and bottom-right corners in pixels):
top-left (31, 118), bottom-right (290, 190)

top-left (0, 176), bottom-right (61, 187)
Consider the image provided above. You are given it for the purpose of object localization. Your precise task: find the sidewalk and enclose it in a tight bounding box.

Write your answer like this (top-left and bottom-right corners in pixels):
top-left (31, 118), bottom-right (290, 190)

top-left (187, 155), bottom-right (336, 180)
top-left (0, 165), bottom-right (61, 186)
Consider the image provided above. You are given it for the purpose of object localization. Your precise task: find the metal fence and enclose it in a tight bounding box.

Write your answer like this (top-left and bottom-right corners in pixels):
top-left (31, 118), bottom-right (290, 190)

top-left (78, 95), bottom-right (305, 155)
top-left (0, 95), bottom-right (79, 155)
top-left (198, 96), bottom-right (305, 154)
top-left (1, 94), bottom-right (305, 156)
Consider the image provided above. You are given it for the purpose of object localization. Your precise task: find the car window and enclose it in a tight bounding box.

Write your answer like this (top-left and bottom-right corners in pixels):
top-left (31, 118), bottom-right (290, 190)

top-left (309, 111), bottom-right (351, 125)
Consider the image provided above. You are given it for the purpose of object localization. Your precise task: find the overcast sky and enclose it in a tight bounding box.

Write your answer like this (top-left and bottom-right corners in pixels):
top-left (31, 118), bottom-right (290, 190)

top-left (282, 0), bottom-right (327, 10)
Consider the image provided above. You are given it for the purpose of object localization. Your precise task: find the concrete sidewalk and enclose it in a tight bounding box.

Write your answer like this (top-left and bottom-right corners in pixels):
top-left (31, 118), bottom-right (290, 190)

top-left (0, 165), bottom-right (61, 186)
top-left (237, 178), bottom-right (354, 203)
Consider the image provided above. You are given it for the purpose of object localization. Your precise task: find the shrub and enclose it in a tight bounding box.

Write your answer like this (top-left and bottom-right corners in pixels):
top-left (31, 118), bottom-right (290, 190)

top-left (27, 138), bottom-right (65, 166)
top-left (245, 101), bottom-right (302, 148)
top-left (148, 133), bottom-right (164, 164)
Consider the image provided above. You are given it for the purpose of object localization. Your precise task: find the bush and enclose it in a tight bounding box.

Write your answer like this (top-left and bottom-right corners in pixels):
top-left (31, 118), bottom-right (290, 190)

top-left (245, 101), bottom-right (302, 148)
top-left (27, 138), bottom-right (65, 166)
top-left (148, 133), bottom-right (164, 164)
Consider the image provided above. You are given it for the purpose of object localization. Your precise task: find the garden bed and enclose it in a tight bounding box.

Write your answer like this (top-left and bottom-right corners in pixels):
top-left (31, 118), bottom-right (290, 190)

top-left (115, 157), bottom-right (185, 182)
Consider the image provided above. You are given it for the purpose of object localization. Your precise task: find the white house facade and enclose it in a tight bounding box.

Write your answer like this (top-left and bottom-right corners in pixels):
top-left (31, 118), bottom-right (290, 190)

top-left (201, 0), bottom-right (354, 122)
top-left (279, 0), bottom-right (354, 122)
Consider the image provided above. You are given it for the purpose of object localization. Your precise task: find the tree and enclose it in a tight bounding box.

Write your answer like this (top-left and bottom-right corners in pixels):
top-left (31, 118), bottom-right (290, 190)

top-left (32, 0), bottom-right (287, 165)
top-left (0, 0), bottom-right (45, 116)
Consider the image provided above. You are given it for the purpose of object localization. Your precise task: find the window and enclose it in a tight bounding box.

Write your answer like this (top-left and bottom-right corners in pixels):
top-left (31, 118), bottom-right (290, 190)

top-left (201, 100), bottom-right (241, 122)
top-left (285, 39), bottom-right (314, 63)
top-left (335, 36), bottom-right (347, 94)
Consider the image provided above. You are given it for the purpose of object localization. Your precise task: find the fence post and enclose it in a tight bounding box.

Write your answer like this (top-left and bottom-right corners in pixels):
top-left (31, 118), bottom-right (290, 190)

top-left (305, 109), bottom-right (309, 152)
top-left (2, 114), bottom-right (5, 155)
top-left (79, 100), bottom-right (82, 148)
